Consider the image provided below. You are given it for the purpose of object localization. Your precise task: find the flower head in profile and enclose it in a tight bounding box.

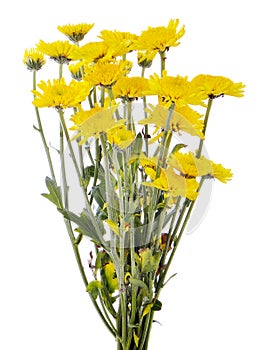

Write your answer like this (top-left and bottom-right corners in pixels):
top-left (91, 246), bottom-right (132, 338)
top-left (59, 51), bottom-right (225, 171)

top-left (36, 40), bottom-right (79, 64)
top-left (139, 104), bottom-right (204, 139)
top-left (98, 30), bottom-right (138, 56)
top-left (133, 19), bottom-right (185, 58)
top-left (112, 77), bottom-right (149, 101)
top-left (84, 60), bottom-right (132, 88)
top-left (146, 71), bottom-right (204, 108)
top-left (32, 78), bottom-right (91, 109)
top-left (143, 167), bottom-right (199, 201)
top-left (71, 105), bottom-right (125, 144)
top-left (107, 125), bottom-right (136, 149)
top-left (191, 74), bottom-right (245, 99)
top-left (70, 41), bottom-right (111, 62)
top-left (169, 151), bottom-right (233, 183)
top-left (57, 23), bottom-right (94, 43)
top-left (23, 48), bottom-right (46, 71)
top-left (69, 62), bottom-right (85, 81)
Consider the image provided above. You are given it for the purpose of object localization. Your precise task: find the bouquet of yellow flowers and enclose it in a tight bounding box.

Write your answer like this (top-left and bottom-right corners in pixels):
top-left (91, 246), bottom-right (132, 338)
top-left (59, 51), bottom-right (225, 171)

top-left (24, 19), bottom-right (244, 349)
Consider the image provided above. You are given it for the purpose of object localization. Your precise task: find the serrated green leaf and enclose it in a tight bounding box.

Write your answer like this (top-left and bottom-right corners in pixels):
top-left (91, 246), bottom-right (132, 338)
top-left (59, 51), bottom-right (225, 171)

top-left (41, 177), bottom-right (63, 209)
top-left (86, 280), bottom-right (102, 300)
top-left (58, 208), bottom-right (105, 244)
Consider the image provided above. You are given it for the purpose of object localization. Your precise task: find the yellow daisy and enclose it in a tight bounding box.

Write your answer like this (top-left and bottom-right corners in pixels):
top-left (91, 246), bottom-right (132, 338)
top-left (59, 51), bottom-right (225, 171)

top-left (169, 151), bottom-right (233, 183)
top-left (71, 105), bottom-right (125, 144)
top-left (191, 74), bottom-right (245, 99)
top-left (23, 48), bottom-right (46, 71)
top-left (57, 23), bottom-right (94, 43)
top-left (69, 62), bottom-right (85, 81)
top-left (169, 151), bottom-right (211, 178)
top-left (98, 30), bottom-right (138, 56)
top-left (146, 71), bottom-right (204, 108)
top-left (83, 60), bottom-right (132, 88)
top-left (209, 162), bottom-right (233, 183)
top-left (139, 104), bottom-right (204, 138)
top-left (143, 167), bottom-right (199, 201)
top-left (133, 19), bottom-right (185, 56)
top-left (70, 41), bottom-right (112, 62)
top-left (32, 78), bottom-right (91, 109)
top-left (107, 124), bottom-right (136, 149)
top-left (36, 40), bottom-right (79, 64)
top-left (112, 77), bottom-right (149, 101)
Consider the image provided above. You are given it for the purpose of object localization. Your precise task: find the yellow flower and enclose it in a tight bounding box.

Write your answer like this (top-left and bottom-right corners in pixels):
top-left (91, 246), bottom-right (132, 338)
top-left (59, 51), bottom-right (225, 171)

top-left (84, 60), bottom-right (132, 87)
top-left (143, 168), bottom-right (199, 200)
top-left (139, 104), bottom-right (204, 139)
top-left (191, 74), bottom-right (245, 99)
top-left (32, 78), bottom-right (91, 109)
top-left (137, 51), bottom-right (153, 68)
top-left (112, 77), bottom-right (149, 101)
top-left (169, 151), bottom-right (211, 178)
top-left (169, 151), bottom-right (233, 183)
top-left (36, 40), bottom-right (78, 64)
top-left (57, 23), bottom-right (94, 43)
top-left (146, 71), bottom-right (204, 108)
top-left (133, 19), bottom-right (185, 57)
top-left (23, 48), bottom-right (46, 71)
top-left (71, 105), bottom-right (125, 144)
top-left (209, 162), bottom-right (233, 183)
top-left (98, 30), bottom-right (138, 56)
top-left (70, 41), bottom-right (111, 62)
top-left (69, 62), bottom-right (85, 81)
top-left (107, 125), bottom-right (135, 149)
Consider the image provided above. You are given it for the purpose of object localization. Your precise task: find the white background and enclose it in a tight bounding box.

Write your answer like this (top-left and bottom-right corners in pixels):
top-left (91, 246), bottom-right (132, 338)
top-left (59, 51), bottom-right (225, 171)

top-left (1, 0), bottom-right (273, 349)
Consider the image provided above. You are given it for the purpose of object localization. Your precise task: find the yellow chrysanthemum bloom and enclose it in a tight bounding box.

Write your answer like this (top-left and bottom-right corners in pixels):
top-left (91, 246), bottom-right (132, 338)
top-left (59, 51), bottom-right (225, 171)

top-left (191, 74), bottom-right (245, 99)
top-left (57, 23), bottom-right (94, 43)
top-left (143, 168), bottom-right (199, 201)
top-left (139, 104), bottom-right (204, 139)
top-left (36, 40), bottom-right (79, 64)
top-left (69, 62), bottom-right (85, 81)
top-left (98, 30), bottom-right (138, 56)
top-left (209, 162), bottom-right (233, 183)
top-left (169, 151), bottom-right (212, 178)
top-left (71, 105), bottom-right (125, 144)
top-left (137, 51), bottom-right (153, 68)
top-left (169, 151), bottom-right (233, 183)
top-left (133, 19), bottom-right (185, 56)
top-left (112, 77), bottom-right (149, 101)
top-left (146, 71), bottom-right (204, 108)
top-left (23, 48), bottom-right (46, 71)
top-left (107, 125), bottom-right (136, 149)
top-left (84, 60), bottom-right (132, 88)
top-left (70, 41), bottom-right (111, 62)
top-left (32, 78), bottom-right (91, 109)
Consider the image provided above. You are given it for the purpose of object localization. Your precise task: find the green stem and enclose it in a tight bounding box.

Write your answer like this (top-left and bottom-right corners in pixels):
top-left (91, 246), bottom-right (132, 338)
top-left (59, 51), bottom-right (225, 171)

top-left (32, 71), bottom-right (56, 182)
top-left (60, 123), bottom-right (69, 209)
top-left (159, 51), bottom-right (166, 77)
top-left (196, 98), bottom-right (213, 158)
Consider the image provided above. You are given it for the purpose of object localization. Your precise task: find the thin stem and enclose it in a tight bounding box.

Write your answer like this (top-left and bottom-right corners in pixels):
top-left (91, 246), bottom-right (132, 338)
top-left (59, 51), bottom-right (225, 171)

top-left (32, 71), bottom-right (56, 182)
top-left (196, 98), bottom-right (213, 158)
top-left (159, 51), bottom-right (166, 77)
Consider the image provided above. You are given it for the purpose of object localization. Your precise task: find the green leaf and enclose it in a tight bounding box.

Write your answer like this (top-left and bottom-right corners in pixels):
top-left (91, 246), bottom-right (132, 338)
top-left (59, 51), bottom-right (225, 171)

top-left (82, 165), bottom-right (95, 188)
top-left (142, 303), bottom-right (153, 319)
top-left (131, 132), bottom-right (143, 156)
top-left (139, 248), bottom-right (161, 273)
top-left (59, 208), bottom-right (105, 244)
top-left (133, 330), bottom-right (140, 348)
top-left (41, 177), bottom-right (63, 209)
top-left (129, 277), bottom-right (149, 295)
top-left (152, 299), bottom-right (162, 311)
top-left (86, 280), bottom-right (102, 300)
top-left (170, 143), bottom-right (187, 155)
